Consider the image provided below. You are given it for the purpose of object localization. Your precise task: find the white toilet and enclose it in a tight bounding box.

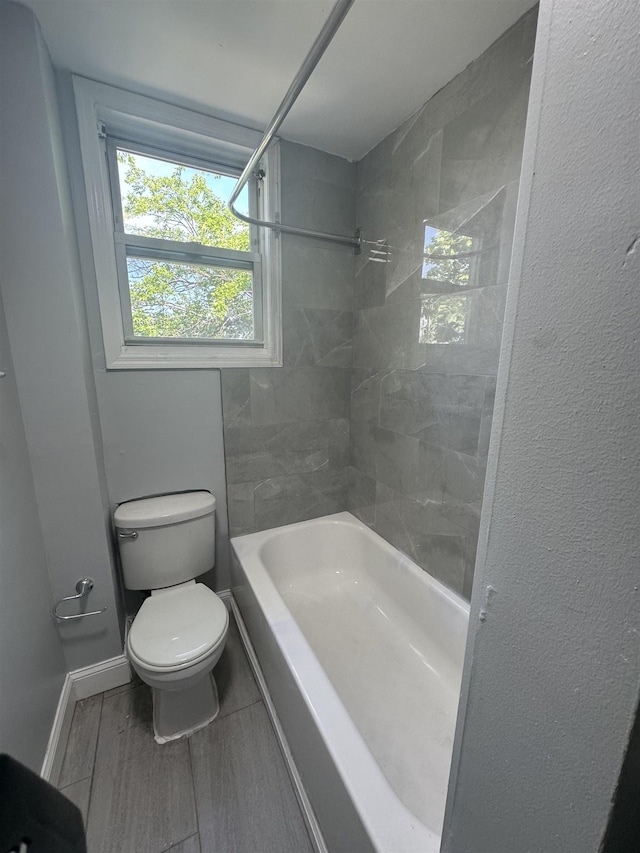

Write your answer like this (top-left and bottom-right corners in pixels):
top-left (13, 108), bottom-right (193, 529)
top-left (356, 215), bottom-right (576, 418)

top-left (114, 491), bottom-right (229, 743)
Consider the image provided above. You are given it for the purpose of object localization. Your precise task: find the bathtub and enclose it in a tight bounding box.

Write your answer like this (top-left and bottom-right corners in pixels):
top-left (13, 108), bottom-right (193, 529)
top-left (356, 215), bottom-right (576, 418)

top-left (231, 511), bottom-right (469, 853)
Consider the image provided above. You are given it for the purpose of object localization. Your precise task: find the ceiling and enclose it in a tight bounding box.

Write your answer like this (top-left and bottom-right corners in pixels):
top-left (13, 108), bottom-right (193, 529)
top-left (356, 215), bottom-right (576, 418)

top-left (22, 0), bottom-right (535, 161)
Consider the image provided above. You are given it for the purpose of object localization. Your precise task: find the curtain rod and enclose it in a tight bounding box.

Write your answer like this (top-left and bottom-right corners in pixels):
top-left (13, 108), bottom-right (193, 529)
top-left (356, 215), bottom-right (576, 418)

top-left (227, 0), bottom-right (362, 254)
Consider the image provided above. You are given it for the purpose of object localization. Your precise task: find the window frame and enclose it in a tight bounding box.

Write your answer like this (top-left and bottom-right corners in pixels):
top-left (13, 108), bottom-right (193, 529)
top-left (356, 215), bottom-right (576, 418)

top-left (73, 76), bottom-right (282, 369)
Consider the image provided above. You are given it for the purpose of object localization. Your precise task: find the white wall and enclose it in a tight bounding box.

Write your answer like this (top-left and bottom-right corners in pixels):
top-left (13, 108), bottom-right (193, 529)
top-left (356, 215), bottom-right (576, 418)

top-left (0, 290), bottom-right (67, 771)
top-left (90, 368), bottom-right (231, 591)
top-left (0, 0), bottom-right (122, 671)
top-left (444, 1), bottom-right (640, 850)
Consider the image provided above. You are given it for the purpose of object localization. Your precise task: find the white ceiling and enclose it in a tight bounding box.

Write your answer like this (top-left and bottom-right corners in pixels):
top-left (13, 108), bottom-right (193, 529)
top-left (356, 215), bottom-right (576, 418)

top-left (22, 0), bottom-right (535, 161)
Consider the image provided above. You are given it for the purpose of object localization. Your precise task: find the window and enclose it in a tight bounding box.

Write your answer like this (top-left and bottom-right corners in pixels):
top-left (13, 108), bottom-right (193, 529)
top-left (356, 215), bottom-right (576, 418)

top-left (74, 78), bottom-right (282, 368)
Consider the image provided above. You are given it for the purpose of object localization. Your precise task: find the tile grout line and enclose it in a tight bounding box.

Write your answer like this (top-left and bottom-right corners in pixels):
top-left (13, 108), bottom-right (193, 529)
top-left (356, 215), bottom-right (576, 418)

top-left (59, 773), bottom-right (93, 791)
top-left (163, 833), bottom-right (201, 853)
top-left (217, 695), bottom-right (262, 722)
top-left (57, 699), bottom-right (81, 789)
top-left (186, 735), bottom-right (203, 853)
top-left (83, 690), bottom-right (104, 834)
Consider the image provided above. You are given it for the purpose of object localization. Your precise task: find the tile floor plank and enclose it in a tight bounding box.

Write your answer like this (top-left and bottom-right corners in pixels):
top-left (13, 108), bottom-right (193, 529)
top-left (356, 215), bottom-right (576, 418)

top-left (190, 701), bottom-right (313, 853)
top-left (60, 777), bottom-right (91, 827)
top-left (215, 617), bottom-right (261, 719)
top-left (102, 671), bottom-right (142, 699)
top-left (59, 694), bottom-right (103, 788)
top-left (86, 685), bottom-right (197, 853)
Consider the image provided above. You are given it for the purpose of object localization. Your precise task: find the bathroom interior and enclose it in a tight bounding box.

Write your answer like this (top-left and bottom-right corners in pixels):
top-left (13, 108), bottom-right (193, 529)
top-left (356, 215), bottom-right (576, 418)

top-left (0, 0), bottom-right (638, 852)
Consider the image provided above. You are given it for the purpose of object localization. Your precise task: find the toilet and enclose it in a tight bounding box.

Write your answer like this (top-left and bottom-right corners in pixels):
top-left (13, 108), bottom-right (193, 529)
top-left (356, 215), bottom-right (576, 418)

top-left (114, 491), bottom-right (229, 743)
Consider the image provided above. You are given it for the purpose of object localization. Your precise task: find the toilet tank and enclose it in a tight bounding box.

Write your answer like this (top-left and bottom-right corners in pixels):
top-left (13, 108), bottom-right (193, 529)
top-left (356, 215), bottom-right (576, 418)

top-left (114, 492), bottom-right (216, 590)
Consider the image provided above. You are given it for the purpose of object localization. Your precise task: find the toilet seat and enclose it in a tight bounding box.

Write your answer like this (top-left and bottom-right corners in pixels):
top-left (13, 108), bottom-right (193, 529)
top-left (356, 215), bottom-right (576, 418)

top-left (128, 583), bottom-right (228, 671)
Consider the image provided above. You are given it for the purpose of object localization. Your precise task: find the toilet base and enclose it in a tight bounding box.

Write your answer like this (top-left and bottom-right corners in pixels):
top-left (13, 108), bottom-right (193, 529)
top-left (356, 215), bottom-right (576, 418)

top-left (152, 672), bottom-right (220, 744)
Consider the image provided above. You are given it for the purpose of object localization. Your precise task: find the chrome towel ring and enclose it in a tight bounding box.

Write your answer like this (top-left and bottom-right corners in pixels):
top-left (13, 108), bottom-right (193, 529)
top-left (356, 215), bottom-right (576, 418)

top-left (53, 577), bottom-right (107, 621)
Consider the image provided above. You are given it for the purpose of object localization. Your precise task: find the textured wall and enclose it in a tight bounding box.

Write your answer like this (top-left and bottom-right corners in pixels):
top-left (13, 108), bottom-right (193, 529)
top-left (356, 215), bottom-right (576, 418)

top-left (0, 1), bottom-right (123, 670)
top-left (0, 288), bottom-right (66, 772)
top-left (348, 9), bottom-right (537, 597)
top-left (222, 141), bottom-right (356, 536)
top-left (444, 0), bottom-right (640, 850)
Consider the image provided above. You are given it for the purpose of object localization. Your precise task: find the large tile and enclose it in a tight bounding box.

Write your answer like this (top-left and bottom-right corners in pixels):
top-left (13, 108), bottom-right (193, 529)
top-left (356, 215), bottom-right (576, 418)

top-left (282, 140), bottom-right (356, 194)
top-left (347, 466), bottom-right (377, 527)
top-left (442, 448), bottom-right (487, 505)
top-left (419, 406), bottom-right (482, 455)
top-left (352, 301), bottom-right (422, 370)
top-left (420, 341), bottom-right (501, 376)
top-left (226, 482), bottom-right (255, 537)
top-left (249, 368), bottom-right (309, 425)
top-left (349, 417), bottom-right (378, 481)
top-left (220, 369), bottom-right (251, 428)
top-left (439, 71), bottom-right (530, 211)
top-left (350, 368), bottom-right (384, 423)
top-left (249, 367), bottom-right (350, 425)
top-left (282, 176), bottom-right (355, 239)
top-left (373, 426), bottom-right (422, 495)
top-left (190, 701), bottom-right (313, 853)
top-left (224, 419), bottom-right (348, 485)
top-left (253, 468), bottom-right (348, 531)
top-left (86, 686), bottom-right (197, 853)
top-left (282, 241), bottom-right (354, 311)
top-left (215, 616), bottom-right (261, 718)
top-left (58, 693), bottom-right (102, 788)
top-left (307, 370), bottom-right (351, 421)
top-left (378, 371), bottom-right (486, 451)
top-left (353, 250), bottom-right (387, 310)
top-left (93, 682), bottom-right (154, 764)
top-left (60, 777), bottom-right (91, 827)
top-left (283, 306), bottom-right (352, 368)
top-left (374, 483), bottom-right (466, 593)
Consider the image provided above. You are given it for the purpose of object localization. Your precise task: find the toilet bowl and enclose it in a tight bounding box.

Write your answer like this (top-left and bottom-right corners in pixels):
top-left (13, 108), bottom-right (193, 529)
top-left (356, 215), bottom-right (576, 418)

top-left (114, 492), bottom-right (228, 743)
top-left (126, 581), bottom-right (229, 742)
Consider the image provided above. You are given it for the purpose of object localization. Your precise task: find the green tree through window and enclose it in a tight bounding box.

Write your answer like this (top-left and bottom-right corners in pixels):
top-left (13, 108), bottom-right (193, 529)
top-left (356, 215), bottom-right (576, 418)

top-left (117, 151), bottom-right (254, 340)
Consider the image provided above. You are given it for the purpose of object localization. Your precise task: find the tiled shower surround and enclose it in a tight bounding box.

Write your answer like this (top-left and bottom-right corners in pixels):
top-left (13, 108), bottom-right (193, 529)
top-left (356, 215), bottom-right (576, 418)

top-left (222, 7), bottom-right (537, 599)
top-left (221, 141), bottom-right (357, 535)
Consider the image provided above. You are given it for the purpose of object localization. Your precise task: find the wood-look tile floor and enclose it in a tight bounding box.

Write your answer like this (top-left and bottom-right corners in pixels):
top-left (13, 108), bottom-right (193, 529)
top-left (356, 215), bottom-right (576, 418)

top-left (58, 613), bottom-right (314, 853)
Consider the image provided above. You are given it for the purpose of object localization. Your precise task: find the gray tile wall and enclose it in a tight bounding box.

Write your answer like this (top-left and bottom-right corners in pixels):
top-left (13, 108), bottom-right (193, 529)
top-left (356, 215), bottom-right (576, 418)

top-left (222, 12), bottom-right (536, 599)
top-left (348, 9), bottom-right (537, 598)
top-left (221, 141), bottom-right (356, 536)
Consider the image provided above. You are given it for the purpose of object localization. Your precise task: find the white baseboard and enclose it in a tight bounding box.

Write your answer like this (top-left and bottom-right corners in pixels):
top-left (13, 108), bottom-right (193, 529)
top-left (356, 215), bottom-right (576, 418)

top-left (71, 654), bottom-right (131, 701)
top-left (41, 654), bottom-right (132, 783)
top-left (41, 673), bottom-right (75, 785)
top-left (229, 596), bottom-right (329, 853)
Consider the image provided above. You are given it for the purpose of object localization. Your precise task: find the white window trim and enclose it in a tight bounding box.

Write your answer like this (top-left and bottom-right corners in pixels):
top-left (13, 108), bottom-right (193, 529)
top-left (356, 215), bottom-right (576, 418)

top-left (73, 76), bottom-right (282, 369)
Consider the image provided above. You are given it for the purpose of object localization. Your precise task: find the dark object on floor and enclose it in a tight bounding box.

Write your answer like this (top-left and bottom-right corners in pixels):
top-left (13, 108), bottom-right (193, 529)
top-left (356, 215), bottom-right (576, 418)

top-left (0, 754), bottom-right (87, 853)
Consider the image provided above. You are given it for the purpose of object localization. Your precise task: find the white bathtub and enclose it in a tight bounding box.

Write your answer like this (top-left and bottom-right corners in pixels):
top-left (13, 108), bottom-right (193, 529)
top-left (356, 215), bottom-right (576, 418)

top-left (231, 511), bottom-right (469, 853)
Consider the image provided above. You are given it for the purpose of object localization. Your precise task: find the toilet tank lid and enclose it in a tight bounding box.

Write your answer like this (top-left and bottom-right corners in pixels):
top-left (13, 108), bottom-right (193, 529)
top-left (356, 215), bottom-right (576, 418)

top-left (114, 491), bottom-right (216, 529)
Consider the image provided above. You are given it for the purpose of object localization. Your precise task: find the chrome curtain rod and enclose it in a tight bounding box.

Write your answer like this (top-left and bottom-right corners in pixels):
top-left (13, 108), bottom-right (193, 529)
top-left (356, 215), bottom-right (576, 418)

top-left (228, 0), bottom-right (362, 254)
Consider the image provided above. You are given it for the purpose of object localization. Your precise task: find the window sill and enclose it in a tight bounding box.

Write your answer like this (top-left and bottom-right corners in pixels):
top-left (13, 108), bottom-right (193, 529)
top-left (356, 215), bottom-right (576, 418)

top-left (106, 343), bottom-right (283, 370)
